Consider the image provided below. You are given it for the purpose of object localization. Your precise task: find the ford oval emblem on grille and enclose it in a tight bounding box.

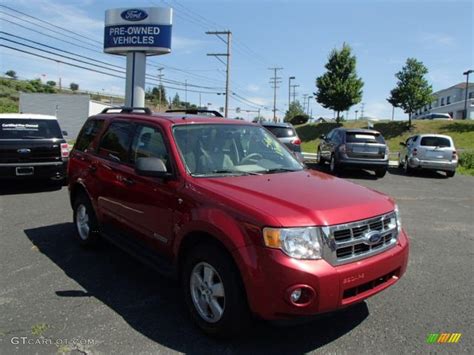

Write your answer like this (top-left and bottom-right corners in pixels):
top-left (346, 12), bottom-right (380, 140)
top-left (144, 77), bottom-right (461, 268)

top-left (364, 231), bottom-right (383, 245)
top-left (121, 9), bottom-right (148, 21)
top-left (17, 148), bottom-right (31, 154)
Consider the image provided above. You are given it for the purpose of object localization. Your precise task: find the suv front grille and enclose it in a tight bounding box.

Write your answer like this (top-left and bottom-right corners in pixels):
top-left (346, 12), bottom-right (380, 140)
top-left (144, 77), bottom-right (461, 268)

top-left (322, 211), bottom-right (398, 266)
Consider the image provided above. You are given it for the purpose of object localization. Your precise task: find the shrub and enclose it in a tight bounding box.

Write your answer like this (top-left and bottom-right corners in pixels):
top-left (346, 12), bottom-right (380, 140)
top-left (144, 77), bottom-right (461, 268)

top-left (459, 151), bottom-right (474, 169)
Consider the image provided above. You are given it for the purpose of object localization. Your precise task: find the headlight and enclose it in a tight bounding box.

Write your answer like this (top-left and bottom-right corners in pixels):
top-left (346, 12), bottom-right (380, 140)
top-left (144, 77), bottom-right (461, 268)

top-left (394, 204), bottom-right (402, 233)
top-left (263, 227), bottom-right (322, 259)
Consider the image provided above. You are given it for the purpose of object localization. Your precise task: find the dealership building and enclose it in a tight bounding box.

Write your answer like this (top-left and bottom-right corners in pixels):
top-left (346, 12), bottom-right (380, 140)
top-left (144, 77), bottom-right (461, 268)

top-left (413, 82), bottom-right (474, 119)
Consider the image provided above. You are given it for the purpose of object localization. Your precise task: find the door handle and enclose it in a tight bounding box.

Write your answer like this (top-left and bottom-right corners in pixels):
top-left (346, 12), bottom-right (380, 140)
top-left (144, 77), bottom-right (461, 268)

top-left (123, 177), bottom-right (134, 185)
top-left (88, 164), bottom-right (97, 172)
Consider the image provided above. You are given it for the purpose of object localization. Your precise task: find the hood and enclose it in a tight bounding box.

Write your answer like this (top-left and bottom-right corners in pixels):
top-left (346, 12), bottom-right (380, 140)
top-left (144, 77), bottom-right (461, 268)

top-left (193, 170), bottom-right (394, 227)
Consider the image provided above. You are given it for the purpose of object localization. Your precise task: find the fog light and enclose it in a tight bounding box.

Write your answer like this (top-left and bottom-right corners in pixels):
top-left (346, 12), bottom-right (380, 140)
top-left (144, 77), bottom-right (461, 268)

top-left (290, 288), bottom-right (302, 303)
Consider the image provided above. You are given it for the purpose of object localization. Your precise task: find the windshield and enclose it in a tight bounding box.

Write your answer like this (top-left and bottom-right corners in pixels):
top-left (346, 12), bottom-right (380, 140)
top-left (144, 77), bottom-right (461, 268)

top-left (173, 124), bottom-right (303, 177)
top-left (346, 132), bottom-right (385, 144)
top-left (0, 119), bottom-right (62, 139)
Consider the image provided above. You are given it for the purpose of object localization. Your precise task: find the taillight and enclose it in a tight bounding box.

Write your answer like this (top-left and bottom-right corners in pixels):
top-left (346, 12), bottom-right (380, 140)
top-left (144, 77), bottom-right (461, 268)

top-left (61, 143), bottom-right (69, 158)
top-left (412, 148), bottom-right (417, 156)
top-left (291, 138), bottom-right (301, 145)
top-left (452, 151), bottom-right (457, 160)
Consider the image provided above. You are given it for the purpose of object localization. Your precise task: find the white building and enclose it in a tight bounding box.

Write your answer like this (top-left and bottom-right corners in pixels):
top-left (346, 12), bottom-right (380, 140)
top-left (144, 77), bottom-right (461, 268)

top-left (19, 94), bottom-right (112, 138)
top-left (413, 82), bottom-right (474, 119)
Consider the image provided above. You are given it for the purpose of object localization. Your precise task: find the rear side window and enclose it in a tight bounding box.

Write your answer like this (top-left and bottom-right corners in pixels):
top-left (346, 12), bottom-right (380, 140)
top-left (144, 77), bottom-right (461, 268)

top-left (0, 118), bottom-right (62, 139)
top-left (264, 126), bottom-right (296, 138)
top-left (75, 119), bottom-right (104, 152)
top-left (98, 121), bottom-right (135, 163)
top-left (346, 132), bottom-right (385, 144)
top-left (420, 136), bottom-right (451, 147)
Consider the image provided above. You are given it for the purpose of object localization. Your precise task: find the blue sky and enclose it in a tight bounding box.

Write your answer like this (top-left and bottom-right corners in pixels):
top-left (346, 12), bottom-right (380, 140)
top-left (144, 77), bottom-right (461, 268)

top-left (1, 0), bottom-right (473, 120)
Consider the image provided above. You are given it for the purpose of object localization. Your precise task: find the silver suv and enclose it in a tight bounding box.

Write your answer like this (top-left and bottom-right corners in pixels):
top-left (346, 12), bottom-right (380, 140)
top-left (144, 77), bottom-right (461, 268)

top-left (399, 134), bottom-right (457, 177)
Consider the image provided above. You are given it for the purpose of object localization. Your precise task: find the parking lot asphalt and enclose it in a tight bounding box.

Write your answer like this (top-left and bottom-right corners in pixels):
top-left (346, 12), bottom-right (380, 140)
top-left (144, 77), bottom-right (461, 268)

top-left (1, 166), bottom-right (473, 354)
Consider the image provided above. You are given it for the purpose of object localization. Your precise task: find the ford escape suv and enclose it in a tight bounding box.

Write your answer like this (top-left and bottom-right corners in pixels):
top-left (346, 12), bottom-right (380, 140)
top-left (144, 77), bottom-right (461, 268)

top-left (0, 113), bottom-right (69, 183)
top-left (68, 107), bottom-right (409, 337)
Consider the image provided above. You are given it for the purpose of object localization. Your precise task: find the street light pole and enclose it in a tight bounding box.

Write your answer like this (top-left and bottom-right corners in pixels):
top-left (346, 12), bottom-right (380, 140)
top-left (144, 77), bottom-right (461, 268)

top-left (463, 69), bottom-right (473, 119)
top-left (288, 76), bottom-right (295, 108)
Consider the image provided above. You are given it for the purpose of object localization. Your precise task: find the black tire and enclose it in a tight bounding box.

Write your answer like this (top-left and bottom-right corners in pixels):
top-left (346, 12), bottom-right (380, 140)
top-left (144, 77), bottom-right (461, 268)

top-left (375, 168), bottom-right (387, 178)
top-left (446, 170), bottom-right (455, 178)
top-left (329, 154), bottom-right (339, 175)
top-left (316, 148), bottom-right (324, 166)
top-left (403, 157), bottom-right (412, 175)
top-left (181, 243), bottom-right (250, 337)
top-left (73, 193), bottom-right (100, 247)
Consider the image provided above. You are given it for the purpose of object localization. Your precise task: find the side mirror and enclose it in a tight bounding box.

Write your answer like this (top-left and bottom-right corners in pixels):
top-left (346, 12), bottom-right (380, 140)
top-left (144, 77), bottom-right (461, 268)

top-left (62, 130), bottom-right (68, 136)
top-left (399, 142), bottom-right (406, 147)
top-left (320, 134), bottom-right (326, 140)
top-left (135, 157), bottom-right (170, 178)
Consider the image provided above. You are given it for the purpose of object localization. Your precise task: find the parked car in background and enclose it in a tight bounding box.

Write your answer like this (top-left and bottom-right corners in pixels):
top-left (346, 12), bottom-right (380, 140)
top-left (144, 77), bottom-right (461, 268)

top-left (317, 128), bottom-right (389, 177)
top-left (417, 113), bottom-right (452, 120)
top-left (261, 122), bottom-right (303, 160)
top-left (0, 113), bottom-right (69, 183)
top-left (399, 134), bottom-right (457, 177)
top-left (68, 107), bottom-right (409, 337)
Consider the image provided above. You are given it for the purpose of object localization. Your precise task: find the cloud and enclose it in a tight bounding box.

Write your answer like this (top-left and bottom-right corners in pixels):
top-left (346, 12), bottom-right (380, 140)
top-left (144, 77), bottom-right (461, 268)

top-left (418, 32), bottom-right (456, 47)
top-left (246, 84), bottom-right (260, 92)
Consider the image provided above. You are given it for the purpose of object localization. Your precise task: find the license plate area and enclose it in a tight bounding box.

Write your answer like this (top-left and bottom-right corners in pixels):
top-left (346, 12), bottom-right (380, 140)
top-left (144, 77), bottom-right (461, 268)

top-left (16, 167), bottom-right (34, 176)
top-left (426, 151), bottom-right (444, 159)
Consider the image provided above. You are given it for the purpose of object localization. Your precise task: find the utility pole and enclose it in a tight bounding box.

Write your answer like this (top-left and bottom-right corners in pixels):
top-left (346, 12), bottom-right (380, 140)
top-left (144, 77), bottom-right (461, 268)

top-left (302, 94), bottom-right (308, 113)
top-left (463, 69), bottom-right (473, 119)
top-left (185, 79), bottom-right (188, 107)
top-left (157, 67), bottom-right (164, 109)
top-left (269, 67), bottom-right (283, 122)
top-left (360, 103), bottom-right (365, 119)
top-left (307, 95), bottom-right (313, 115)
top-left (206, 30), bottom-right (232, 117)
top-left (391, 105), bottom-right (395, 121)
top-left (355, 110), bottom-right (359, 120)
top-left (290, 84), bottom-right (299, 103)
top-left (288, 76), bottom-right (295, 108)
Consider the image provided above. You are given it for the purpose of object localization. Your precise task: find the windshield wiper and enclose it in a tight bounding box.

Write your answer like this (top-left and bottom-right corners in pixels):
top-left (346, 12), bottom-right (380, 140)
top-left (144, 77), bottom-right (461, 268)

top-left (192, 169), bottom-right (261, 177)
top-left (263, 168), bottom-right (301, 174)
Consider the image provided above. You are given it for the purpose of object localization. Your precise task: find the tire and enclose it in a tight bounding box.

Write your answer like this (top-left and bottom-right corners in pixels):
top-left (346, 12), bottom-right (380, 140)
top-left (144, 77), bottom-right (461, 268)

top-left (403, 157), bottom-right (412, 175)
top-left (73, 193), bottom-right (100, 247)
top-left (329, 154), bottom-right (339, 175)
top-left (181, 243), bottom-right (250, 337)
top-left (375, 168), bottom-right (387, 178)
top-left (446, 171), bottom-right (455, 178)
top-left (316, 148), bottom-right (324, 166)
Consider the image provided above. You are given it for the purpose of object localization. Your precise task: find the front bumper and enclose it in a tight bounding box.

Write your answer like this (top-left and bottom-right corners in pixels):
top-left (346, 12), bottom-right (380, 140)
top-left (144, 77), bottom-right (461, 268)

top-left (234, 229), bottom-right (409, 320)
top-left (408, 157), bottom-right (457, 171)
top-left (0, 160), bottom-right (68, 180)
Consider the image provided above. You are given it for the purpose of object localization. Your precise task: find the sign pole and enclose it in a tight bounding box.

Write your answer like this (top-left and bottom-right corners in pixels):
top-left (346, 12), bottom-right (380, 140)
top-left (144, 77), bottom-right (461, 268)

top-left (125, 52), bottom-right (146, 107)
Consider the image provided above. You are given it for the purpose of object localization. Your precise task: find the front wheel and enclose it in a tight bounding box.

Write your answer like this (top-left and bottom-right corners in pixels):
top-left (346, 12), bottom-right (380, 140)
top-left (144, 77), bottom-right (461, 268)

top-left (329, 154), bottom-right (339, 175)
top-left (182, 244), bottom-right (250, 337)
top-left (403, 157), bottom-right (412, 175)
top-left (73, 194), bottom-right (99, 247)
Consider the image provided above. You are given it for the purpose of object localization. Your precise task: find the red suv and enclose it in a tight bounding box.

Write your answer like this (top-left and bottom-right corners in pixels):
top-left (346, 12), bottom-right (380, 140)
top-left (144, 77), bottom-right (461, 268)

top-left (68, 108), bottom-right (409, 337)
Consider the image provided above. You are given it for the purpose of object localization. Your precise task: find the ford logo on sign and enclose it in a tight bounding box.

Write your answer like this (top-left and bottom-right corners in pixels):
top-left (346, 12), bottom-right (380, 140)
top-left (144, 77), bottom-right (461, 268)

top-left (121, 9), bottom-right (148, 21)
top-left (364, 231), bottom-right (383, 246)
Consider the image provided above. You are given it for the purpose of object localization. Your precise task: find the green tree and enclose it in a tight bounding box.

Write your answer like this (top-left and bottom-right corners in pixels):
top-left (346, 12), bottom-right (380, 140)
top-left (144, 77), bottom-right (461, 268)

top-left (284, 100), bottom-right (308, 123)
top-left (70, 82), bottom-right (79, 92)
top-left (46, 80), bottom-right (56, 87)
top-left (387, 58), bottom-right (433, 127)
top-left (5, 70), bottom-right (17, 79)
top-left (315, 43), bottom-right (364, 124)
top-left (172, 93), bottom-right (181, 108)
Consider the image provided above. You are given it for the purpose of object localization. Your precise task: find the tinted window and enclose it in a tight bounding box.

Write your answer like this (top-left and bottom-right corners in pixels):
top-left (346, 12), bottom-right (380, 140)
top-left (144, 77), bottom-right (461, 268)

top-left (0, 119), bottom-right (62, 139)
top-left (75, 119), bottom-right (104, 152)
top-left (264, 126), bottom-right (296, 138)
top-left (98, 121), bottom-right (134, 162)
top-left (420, 136), bottom-right (451, 147)
top-left (346, 132), bottom-right (385, 144)
top-left (130, 125), bottom-right (171, 170)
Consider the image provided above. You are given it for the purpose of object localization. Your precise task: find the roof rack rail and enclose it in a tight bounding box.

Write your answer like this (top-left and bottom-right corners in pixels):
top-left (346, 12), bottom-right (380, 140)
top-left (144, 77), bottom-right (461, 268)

top-left (101, 107), bottom-right (152, 114)
top-left (165, 109), bottom-right (223, 118)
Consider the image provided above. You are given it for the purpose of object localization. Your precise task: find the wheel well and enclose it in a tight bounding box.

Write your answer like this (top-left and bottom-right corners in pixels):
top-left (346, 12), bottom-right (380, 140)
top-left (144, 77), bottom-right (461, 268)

top-left (69, 183), bottom-right (88, 207)
top-left (177, 232), bottom-right (235, 278)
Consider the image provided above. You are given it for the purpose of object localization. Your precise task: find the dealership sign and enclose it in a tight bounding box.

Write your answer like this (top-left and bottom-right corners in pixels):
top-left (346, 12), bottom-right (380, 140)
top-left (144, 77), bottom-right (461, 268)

top-left (104, 7), bottom-right (172, 55)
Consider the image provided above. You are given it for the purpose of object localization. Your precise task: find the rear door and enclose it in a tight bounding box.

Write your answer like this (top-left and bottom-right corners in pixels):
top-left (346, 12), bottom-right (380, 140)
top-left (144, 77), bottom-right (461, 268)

top-left (417, 136), bottom-right (454, 161)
